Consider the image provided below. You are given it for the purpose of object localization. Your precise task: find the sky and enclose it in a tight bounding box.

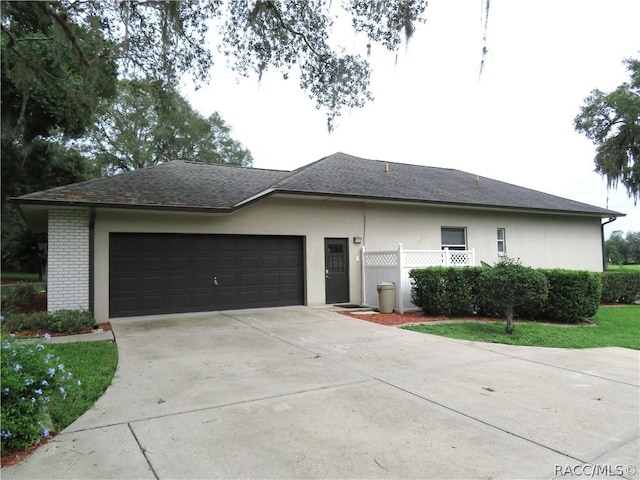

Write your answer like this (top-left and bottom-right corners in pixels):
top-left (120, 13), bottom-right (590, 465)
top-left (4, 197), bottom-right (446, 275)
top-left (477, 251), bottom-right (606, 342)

top-left (184, 0), bottom-right (640, 238)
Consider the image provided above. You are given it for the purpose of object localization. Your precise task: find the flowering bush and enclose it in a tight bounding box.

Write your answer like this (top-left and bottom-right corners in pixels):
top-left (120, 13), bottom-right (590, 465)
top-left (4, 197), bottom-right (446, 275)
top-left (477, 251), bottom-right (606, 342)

top-left (1, 333), bottom-right (80, 454)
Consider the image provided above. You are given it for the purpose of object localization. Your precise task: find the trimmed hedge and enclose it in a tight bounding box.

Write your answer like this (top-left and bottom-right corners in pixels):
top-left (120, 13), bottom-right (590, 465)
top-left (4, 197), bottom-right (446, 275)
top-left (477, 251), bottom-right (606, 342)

top-left (410, 266), bottom-right (608, 322)
top-left (601, 271), bottom-right (640, 304)
top-left (2, 310), bottom-right (95, 334)
top-left (410, 267), bottom-right (481, 317)
top-left (539, 269), bottom-right (602, 323)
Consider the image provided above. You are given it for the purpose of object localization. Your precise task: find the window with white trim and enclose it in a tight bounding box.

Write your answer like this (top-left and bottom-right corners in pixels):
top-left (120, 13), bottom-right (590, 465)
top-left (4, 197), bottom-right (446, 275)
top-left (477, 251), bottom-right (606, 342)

top-left (441, 227), bottom-right (467, 250)
top-left (497, 228), bottom-right (506, 255)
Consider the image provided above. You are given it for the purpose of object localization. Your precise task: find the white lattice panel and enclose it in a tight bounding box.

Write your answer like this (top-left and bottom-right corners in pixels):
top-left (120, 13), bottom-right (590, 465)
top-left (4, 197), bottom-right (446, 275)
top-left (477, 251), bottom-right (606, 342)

top-left (404, 251), bottom-right (445, 267)
top-left (450, 252), bottom-right (472, 266)
top-left (364, 252), bottom-right (399, 267)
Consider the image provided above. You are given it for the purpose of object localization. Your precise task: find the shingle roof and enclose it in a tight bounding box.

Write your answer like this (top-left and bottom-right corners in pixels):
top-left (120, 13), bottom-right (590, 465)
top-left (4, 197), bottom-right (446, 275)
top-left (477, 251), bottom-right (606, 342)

top-left (15, 161), bottom-right (290, 211)
top-left (14, 152), bottom-right (623, 217)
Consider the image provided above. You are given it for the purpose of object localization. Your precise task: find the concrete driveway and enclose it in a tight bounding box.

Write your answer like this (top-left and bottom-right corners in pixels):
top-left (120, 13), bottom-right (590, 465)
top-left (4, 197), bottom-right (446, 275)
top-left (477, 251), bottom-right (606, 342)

top-left (3, 307), bottom-right (639, 479)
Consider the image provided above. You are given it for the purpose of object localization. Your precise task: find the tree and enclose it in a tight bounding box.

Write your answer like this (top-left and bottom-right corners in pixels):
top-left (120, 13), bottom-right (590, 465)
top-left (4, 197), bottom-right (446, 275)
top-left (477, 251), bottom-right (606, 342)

top-left (80, 80), bottom-right (253, 175)
top-left (605, 230), bottom-right (640, 265)
top-left (479, 258), bottom-right (549, 335)
top-left (575, 58), bottom-right (640, 203)
top-left (3, 1), bottom-right (431, 133)
top-left (605, 231), bottom-right (628, 265)
top-left (1, 143), bottom-right (97, 275)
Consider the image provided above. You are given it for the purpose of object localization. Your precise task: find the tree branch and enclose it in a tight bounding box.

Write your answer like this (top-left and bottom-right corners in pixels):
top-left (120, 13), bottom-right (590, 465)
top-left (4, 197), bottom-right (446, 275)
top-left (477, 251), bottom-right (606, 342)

top-left (38, 2), bottom-right (92, 67)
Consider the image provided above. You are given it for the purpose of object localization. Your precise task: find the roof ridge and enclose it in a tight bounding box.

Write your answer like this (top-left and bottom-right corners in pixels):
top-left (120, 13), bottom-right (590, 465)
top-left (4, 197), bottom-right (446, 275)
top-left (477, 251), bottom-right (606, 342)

top-left (179, 160), bottom-right (290, 174)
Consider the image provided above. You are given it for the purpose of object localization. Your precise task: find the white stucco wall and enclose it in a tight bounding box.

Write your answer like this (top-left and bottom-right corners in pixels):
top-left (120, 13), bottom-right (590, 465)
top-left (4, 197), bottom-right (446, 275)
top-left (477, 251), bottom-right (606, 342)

top-left (47, 208), bottom-right (90, 312)
top-left (88, 196), bottom-right (605, 321)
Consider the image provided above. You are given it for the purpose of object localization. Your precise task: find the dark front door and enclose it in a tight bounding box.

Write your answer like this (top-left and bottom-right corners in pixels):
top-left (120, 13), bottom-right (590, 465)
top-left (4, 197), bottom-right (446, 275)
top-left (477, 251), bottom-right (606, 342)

top-left (109, 233), bottom-right (304, 317)
top-left (324, 238), bottom-right (349, 304)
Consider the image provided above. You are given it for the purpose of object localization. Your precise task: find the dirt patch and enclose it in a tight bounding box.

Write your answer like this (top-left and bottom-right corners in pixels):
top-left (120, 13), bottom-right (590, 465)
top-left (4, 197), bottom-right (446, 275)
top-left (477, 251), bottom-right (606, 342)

top-left (22, 292), bottom-right (47, 313)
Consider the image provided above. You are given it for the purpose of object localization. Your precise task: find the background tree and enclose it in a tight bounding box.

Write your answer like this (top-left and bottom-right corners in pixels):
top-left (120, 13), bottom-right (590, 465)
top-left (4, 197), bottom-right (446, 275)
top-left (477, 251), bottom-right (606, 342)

top-left (79, 80), bottom-right (253, 175)
top-left (575, 58), bottom-right (640, 203)
top-left (605, 230), bottom-right (640, 265)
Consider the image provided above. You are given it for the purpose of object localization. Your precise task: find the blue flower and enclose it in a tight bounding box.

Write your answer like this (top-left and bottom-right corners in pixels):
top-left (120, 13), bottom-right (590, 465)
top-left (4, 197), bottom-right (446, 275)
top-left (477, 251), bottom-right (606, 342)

top-left (43, 333), bottom-right (51, 340)
top-left (57, 363), bottom-right (65, 371)
top-left (77, 380), bottom-right (82, 386)
top-left (30, 397), bottom-right (36, 403)
top-left (41, 380), bottom-right (49, 387)
top-left (2, 430), bottom-right (12, 440)
top-left (47, 367), bottom-right (55, 377)
top-left (24, 378), bottom-right (34, 386)
top-left (41, 428), bottom-right (49, 438)
top-left (35, 389), bottom-right (43, 395)
top-left (2, 387), bottom-right (9, 395)
top-left (13, 363), bottom-right (21, 372)
top-left (36, 343), bottom-right (45, 351)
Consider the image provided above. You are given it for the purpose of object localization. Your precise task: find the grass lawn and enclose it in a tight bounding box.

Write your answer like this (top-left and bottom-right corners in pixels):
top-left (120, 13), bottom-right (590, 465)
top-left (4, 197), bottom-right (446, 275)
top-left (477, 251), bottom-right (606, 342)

top-left (1, 272), bottom-right (39, 281)
top-left (606, 264), bottom-right (640, 271)
top-left (46, 341), bottom-right (118, 430)
top-left (0, 283), bottom-right (46, 295)
top-left (402, 305), bottom-right (640, 350)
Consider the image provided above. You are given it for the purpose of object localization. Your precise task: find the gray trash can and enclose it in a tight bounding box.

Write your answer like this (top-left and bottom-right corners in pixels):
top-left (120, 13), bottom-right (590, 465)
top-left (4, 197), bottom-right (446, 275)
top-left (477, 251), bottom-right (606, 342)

top-left (377, 282), bottom-right (396, 313)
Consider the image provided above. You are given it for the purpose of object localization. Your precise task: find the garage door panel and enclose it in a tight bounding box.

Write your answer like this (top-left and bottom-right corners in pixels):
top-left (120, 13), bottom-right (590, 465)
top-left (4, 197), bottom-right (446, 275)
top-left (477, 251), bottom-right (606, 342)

top-left (141, 257), bottom-right (164, 271)
top-left (238, 272), bottom-right (259, 287)
top-left (112, 276), bottom-right (139, 290)
top-left (112, 256), bottom-right (138, 271)
top-left (166, 293), bottom-right (190, 309)
top-left (238, 255), bottom-right (259, 269)
top-left (261, 271), bottom-right (280, 285)
top-left (166, 275), bottom-right (190, 289)
top-left (142, 237), bottom-right (166, 251)
top-left (194, 257), bottom-right (215, 270)
top-left (110, 233), bottom-right (304, 317)
top-left (167, 257), bottom-right (189, 270)
top-left (141, 275), bottom-right (165, 290)
top-left (191, 292), bottom-right (215, 308)
top-left (214, 256), bottom-right (237, 269)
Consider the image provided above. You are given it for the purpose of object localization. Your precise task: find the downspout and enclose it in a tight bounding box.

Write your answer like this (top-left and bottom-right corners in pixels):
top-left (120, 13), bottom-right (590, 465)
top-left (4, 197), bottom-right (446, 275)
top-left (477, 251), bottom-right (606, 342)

top-left (89, 208), bottom-right (96, 315)
top-left (601, 216), bottom-right (617, 271)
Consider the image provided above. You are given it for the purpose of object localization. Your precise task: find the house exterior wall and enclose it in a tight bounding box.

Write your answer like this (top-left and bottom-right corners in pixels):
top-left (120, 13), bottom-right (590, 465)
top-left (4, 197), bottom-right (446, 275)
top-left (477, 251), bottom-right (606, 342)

top-left (47, 208), bottom-right (90, 312)
top-left (86, 196), bottom-right (605, 321)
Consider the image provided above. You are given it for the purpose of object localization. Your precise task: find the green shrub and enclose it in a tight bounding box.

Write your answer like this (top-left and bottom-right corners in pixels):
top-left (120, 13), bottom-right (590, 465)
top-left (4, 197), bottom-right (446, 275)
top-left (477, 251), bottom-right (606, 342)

top-left (1, 334), bottom-right (79, 454)
top-left (478, 258), bottom-right (548, 334)
top-left (1, 283), bottom-right (38, 313)
top-left (2, 310), bottom-right (95, 334)
top-left (601, 271), bottom-right (640, 304)
top-left (410, 267), bottom-right (481, 316)
top-left (539, 270), bottom-right (602, 322)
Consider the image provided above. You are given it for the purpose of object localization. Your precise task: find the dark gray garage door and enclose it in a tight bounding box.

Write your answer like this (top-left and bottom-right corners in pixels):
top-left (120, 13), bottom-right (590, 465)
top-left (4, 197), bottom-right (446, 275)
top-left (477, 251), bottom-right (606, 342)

top-left (109, 233), bottom-right (305, 318)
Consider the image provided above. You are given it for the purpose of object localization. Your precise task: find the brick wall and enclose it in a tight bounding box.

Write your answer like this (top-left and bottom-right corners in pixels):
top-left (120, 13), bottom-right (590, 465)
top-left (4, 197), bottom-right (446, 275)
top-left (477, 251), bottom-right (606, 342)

top-left (47, 209), bottom-right (90, 311)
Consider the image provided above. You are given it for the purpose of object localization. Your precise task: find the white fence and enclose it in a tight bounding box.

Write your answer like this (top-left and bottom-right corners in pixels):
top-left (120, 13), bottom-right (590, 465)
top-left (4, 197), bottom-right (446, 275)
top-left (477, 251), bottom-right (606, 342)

top-left (361, 244), bottom-right (475, 313)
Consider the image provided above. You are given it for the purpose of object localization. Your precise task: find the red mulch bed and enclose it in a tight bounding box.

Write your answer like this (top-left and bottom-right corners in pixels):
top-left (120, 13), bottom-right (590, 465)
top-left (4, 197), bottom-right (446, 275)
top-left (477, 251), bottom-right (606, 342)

top-left (1, 436), bottom-right (55, 468)
top-left (340, 310), bottom-right (447, 325)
